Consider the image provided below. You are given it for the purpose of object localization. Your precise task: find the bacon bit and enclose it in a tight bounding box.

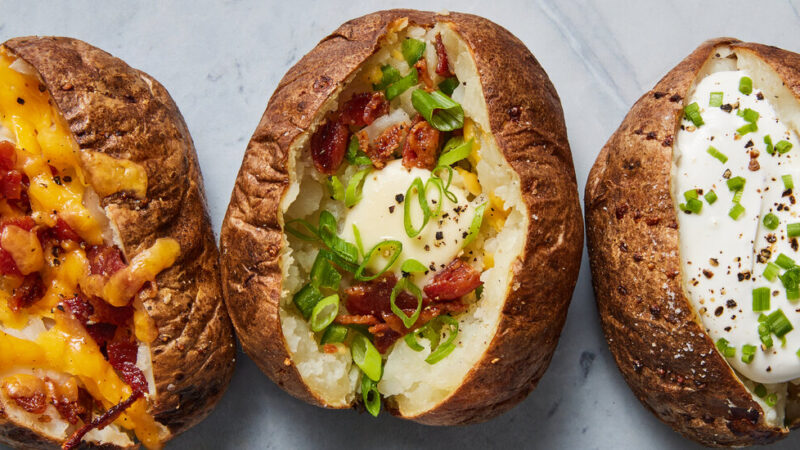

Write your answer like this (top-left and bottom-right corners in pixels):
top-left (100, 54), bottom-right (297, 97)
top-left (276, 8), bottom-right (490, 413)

top-left (107, 341), bottom-right (148, 395)
top-left (0, 170), bottom-right (23, 200)
top-left (414, 58), bottom-right (435, 91)
top-left (322, 344), bottom-right (339, 354)
top-left (367, 123), bottom-right (407, 169)
top-left (310, 117), bottom-right (349, 174)
top-left (8, 273), bottom-right (45, 312)
top-left (61, 391), bottom-right (143, 450)
top-left (54, 218), bottom-right (81, 242)
top-left (0, 250), bottom-right (20, 275)
top-left (423, 259), bottom-right (482, 301)
top-left (0, 141), bottom-right (16, 170)
top-left (63, 295), bottom-right (94, 325)
top-left (62, 295), bottom-right (125, 347)
top-left (2, 216), bottom-right (35, 231)
top-left (371, 326), bottom-right (401, 353)
top-left (344, 273), bottom-right (419, 316)
top-left (334, 314), bottom-right (381, 326)
top-left (402, 116), bottom-right (440, 170)
top-left (87, 296), bottom-right (133, 327)
top-left (44, 377), bottom-right (87, 425)
top-left (339, 92), bottom-right (389, 127)
top-left (87, 245), bottom-right (127, 277)
top-left (434, 33), bottom-right (452, 76)
top-left (85, 323), bottom-right (117, 348)
top-left (2, 374), bottom-right (47, 414)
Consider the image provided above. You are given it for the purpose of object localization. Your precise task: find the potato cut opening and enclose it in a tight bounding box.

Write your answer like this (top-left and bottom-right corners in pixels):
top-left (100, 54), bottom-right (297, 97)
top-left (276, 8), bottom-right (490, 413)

top-left (672, 45), bottom-right (800, 427)
top-left (278, 20), bottom-right (527, 416)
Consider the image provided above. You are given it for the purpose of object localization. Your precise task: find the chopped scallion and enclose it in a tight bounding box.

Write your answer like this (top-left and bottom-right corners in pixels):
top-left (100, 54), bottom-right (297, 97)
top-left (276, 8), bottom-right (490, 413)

top-left (776, 140), bottom-right (794, 154)
top-left (293, 283), bottom-right (323, 319)
top-left (401, 38), bottom-right (426, 66)
top-left (320, 324), bottom-right (348, 344)
top-left (345, 135), bottom-right (372, 166)
top-left (736, 122), bottom-right (758, 135)
top-left (390, 277), bottom-right (423, 328)
top-left (386, 70), bottom-right (418, 100)
top-left (351, 333), bottom-right (382, 381)
top-left (766, 309), bottom-right (794, 337)
top-left (788, 222), bottom-right (800, 238)
top-left (462, 202), bottom-right (488, 247)
top-left (425, 315), bottom-right (459, 364)
top-left (683, 189), bottom-right (699, 201)
top-left (372, 64), bottom-right (401, 91)
top-left (438, 77), bottom-right (459, 96)
top-left (684, 102), bottom-right (704, 127)
top-left (742, 108), bottom-right (759, 123)
top-left (715, 338), bottom-right (735, 358)
top-left (775, 253), bottom-right (796, 269)
top-left (707, 146), bottom-right (728, 163)
top-left (765, 135), bottom-right (774, 155)
top-left (411, 89), bottom-right (465, 131)
top-left (704, 190), bottom-right (718, 204)
top-left (310, 251), bottom-right (342, 291)
top-left (345, 168), bottom-right (370, 208)
top-left (729, 203), bottom-right (745, 220)
top-left (437, 137), bottom-right (473, 167)
top-left (309, 294), bottom-right (339, 332)
top-left (783, 174), bottom-right (794, 190)
top-left (752, 287), bottom-right (771, 312)
top-left (763, 213), bottom-right (779, 230)
top-left (726, 176), bottom-right (746, 191)
top-left (328, 176), bottom-right (345, 202)
top-left (284, 218), bottom-right (320, 242)
top-left (739, 76), bottom-right (753, 95)
top-left (401, 258), bottom-right (427, 274)
top-left (354, 240), bottom-right (403, 281)
top-left (741, 344), bottom-right (757, 364)
top-left (404, 177), bottom-right (431, 238)
top-left (754, 383), bottom-right (767, 398)
top-left (763, 262), bottom-right (780, 282)
top-left (361, 373), bottom-right (381, 417)
top-left (709, 91), bottom-right (723, 107)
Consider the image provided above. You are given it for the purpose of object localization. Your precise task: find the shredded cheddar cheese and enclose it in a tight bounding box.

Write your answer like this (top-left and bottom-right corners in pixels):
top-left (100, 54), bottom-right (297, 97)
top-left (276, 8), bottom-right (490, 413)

top-left (455, 167), bottom-right (481, 196)
top-left (463, 118), bottom-right (482, 166)
top-left (486, 192), bottom-right (509, 231)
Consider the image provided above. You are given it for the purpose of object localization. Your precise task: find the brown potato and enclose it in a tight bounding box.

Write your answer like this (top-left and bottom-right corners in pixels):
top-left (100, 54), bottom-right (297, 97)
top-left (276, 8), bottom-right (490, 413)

top-left (221, 9), bottom-right (582, 424)
top-left (0, 37), bottom-right (235, 448)
top-left (586, 38), bottom-right (800, 446)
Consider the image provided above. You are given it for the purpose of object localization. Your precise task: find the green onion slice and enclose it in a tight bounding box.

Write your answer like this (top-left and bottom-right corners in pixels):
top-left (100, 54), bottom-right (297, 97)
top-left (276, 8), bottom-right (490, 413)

top-left (361, 373), bottom-right (381, 417)
top-left (354, 240), bottom-right (403, 282)
top-left (402, 38), bottom-right (426, 66)
top-left (352, 224), bottom-right (365, 258)
top-left (320, 324), bottom-right (349, 344)
top-left (742, 108), bottom-right (759, 123)
top-left (683, 189), bottom-right (698, 201)
top-left (704, 190), bottom-right (718, 204)
top-left (775, 253), bottom-right (796, 269)
top-left (401, 258), bottom-right (427, 274)
top-left (285, 218), bottom-right (320, 242)
top-left (776, 140), bottom-right (794, 154)
top-left (766, 309), bottom-right (794, 337)
top-left (310, 250), bottom-right (342, 290)
top-left (684, 102), bottom-right (704, 127)
top-left (732, 189), bottom-right (744, 204)
top-left (763, 262), bottom-right (780, 282)
top-left (788, 223), bottom-right (800, 238)
top-left (432, 165), bottom-right (458, 203)
top-left (318, 211), bottom-right (360, 272)
top-left (404, 332), bottom-right (426, 352)
top-left (404, 177), bottom-right (431, 238)
top-left (462, 202), bottom-right (488, 247)
top-left (293, 283), bottom-right (323, 319)
top-left (351, 333), bottom-right (383, 381)
top-left (707, 146), bottom-right (728, 163)
top-left (425, 176), bottom-right (446, 217)
top-left (736, 122), bottom-right (758, 136)
top-left (783, 174), bottom-right (794, 190)
top-left (386, 70), bottom-right (418, 101)
top-left (754, 383), bottom-right (767, 398)
top-left (741, 344), bottom-right (757, 364)
top-left (766, 392), bottom-right (778, 407)
top-left (438, 77), bottom-right (459, 96)
top-left (763, 213), bottom-right (779, 230)
top-left (328, 176), bottom-right (345, 202)
top-left (729, 203), bottom-right (745, 220)
top-left (309, 294), bottom-right (340, 332)
top-left (765, 135), bottom-right (774, 155)
top-left (373, 64), bottom-right (402, 91)
top-left (345, 168), bottom-right (371, 208)
top-left (759, 324), bottom-right (774, 349)
top-left (390, 277), bottom-right (423, 328)
top-left (346, 135), bottom-right (372, 166)
top-left (425, 316), bottom-right (459, 364)
top-left (437, 137), bottom-right (473, 167)
top-left (727, 176), bottom-right (746, 191)
top-left (739, 76), bottom-right (753, 95)
top-left (715, 338), bottom-right (736, 358)
top-left (709, 92), bottom-right (723, 107)
top-left (752, 287), bottom-right (771, 312)
top-left (683, 198), bottom-right (702, 214)
top-left (411, 89), bottom-right (465, 132)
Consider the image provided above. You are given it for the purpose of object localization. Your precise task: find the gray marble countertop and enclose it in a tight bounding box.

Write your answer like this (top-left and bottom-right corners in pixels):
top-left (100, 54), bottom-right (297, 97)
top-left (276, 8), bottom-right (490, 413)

top-left (3, 0), bottom-right (800, 448)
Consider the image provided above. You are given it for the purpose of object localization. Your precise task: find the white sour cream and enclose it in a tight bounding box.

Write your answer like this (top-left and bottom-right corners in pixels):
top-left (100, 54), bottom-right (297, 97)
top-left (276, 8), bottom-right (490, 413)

top-left (675, 70), bottom-right (800, 383)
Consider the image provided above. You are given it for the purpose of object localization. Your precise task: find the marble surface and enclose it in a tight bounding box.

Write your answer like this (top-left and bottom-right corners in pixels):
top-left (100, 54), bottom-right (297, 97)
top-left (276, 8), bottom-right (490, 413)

top-left (2, 0), bottom-right (800, 448)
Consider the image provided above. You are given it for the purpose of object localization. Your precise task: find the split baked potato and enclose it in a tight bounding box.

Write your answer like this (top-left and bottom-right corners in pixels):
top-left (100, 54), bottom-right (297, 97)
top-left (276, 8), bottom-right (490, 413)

top-left (586, 38), bottom-right (800, 446)
top-left (0, 37), bottom-right (235, 448)
top-left (221, 9), bottom-right (582, 424)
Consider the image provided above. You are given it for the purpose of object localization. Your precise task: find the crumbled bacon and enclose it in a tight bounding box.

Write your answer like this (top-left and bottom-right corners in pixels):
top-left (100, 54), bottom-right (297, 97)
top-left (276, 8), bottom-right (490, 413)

top-left (310, 117), bottom-right (349, 175)
top-left (344, 273), bottom-right (418, 316)
top-left (334, 314), bottom-right (381, 326)
top-left (434, 33), bottom-right (452, 76)
top-left (87, 296), bottom-right (133, 327)
top-left (370, 325), bottom-right (402, 353)
top-left (2, 216), bottom-right (35, 232)
top-left (0, 141), bottom-right (16, 170)
top-left (107, 341), bottom-right (148, 395)
top-left (423, 259), bottom-right (483, 301)
top-left (61, 295), bottom-right (127, 348)
top-left (61, 391), bottom-right (143, 450)
top-left (2, 377), bottom-right (47, 414)
top-left (54, 218), bottom-right (81, 242)
top-left (339, 92), bottom-right (389, 127)
top-left (366, 123), bottom-right (407, 169)
top-left (322, 344), bottom-right (339, 354)
top-left (0, 169), bottom-right (23, 200)
top-left (8, 273), bottom-right (45, 312)
top-left (402, 116), bottom-right (440, 170)
top-left (63, 295), bottom-right (94, 325)
top-left (87, 245), bottom-right (127, 277)
top-left (0, 250), bottom-right (20, 275)
top-left (44, 378), bottom-right (88, 425)
top-left (414, 58), bottom-right (435, 91)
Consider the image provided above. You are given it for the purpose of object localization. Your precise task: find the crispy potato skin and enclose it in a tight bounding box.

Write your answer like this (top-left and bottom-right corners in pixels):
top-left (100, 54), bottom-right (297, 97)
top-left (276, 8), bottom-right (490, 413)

top-left (220, 9), bottom-right (582, 424)
top-left (0, 37), bottom-right (236, 448)
top-left (585, 38), bottom-right (800, 446)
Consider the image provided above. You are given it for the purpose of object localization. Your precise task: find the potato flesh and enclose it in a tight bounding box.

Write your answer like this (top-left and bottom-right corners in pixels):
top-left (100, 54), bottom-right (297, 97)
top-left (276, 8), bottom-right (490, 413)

top-left (279, 23), bottom-right (527, 415)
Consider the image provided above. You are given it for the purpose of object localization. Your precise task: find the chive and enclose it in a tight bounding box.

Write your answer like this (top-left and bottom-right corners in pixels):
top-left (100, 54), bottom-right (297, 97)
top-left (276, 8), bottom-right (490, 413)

top-left (401, 258), bottom-right (427, 274)
top-left (683, 198), bottom-right (703, 214)
top-left (411, 89), bottom-right (465, 132)
top-left (328, 176), bottom-right (345, 202)
top-left (404, 332), bottom-right (425, 352)
top-left (754, 383), bottom-right (767, 398)
top-left (766, 392), bottom-right (778, 407)
top-left (741, 344), bottom-right (757, 364)
top-left (354, 240), bottom-right (403, 281)
top-left (775, 253), bottom-right (796, 269)
top-left (759, 325), bottom-right (774, 349)
top-left (310, 251), bottom-right (342, 291)
top-left (763, 262), bottom-right (781, 282)
top-left (715, 338), bottom-right (735, 358)
top-left (729, 203), bottom-right (745, 220)
top-left (320, 324), bottom-right (348, 344)
top-left (742, 108), bottom-right (759, 123)
top-left (372, 64), bottom-right (401, 91)
top-left (351, 333), bottom-right (382, 381)
top-left (732, 189), bottom-right (744, 204)
top-left (783, 174), bottom-right (794, 190)
top-left (386, 70), bottom-right (418, 100)
top-left (345, 135), bottom-right (372, 166)
top-left (788, 286), bottom-right (800, 301)
top-left (361, 373), bottom-right (381, 417)
top-left (752, 287), bottom-right (771, 312)
top-left (401, 38), bottom-right (426, 66)
top-left (780, 267), bottom-right (800, 297)
top-left (684, 102), bottom-right (704, 127)
top-left (726, 176), bottom-right (746, 191)
top-left (432, 165), bottom-right (458, 203)
top-left (293, 283), bottom-right (323, 319)
top-left (736, 122), bottom-right (758, 135)
top-left (788, 223), bottom-right (800, 238)
top-left (704, 190), bottom-right (718, 204)
top-left (462, 202), bottom-right (488, 247)
top-left (404, 177), bottom-right (431, 238)
top-left (683, 189), bottom-right (699, 201)
top-left (438, 137), bottom-right (473, 167)
top-left (707, 146), bottom-right (728, 163)
top-left (425, 315), bottom-right (459, 364)
top-left (425, 176), bottom-right (446, 217)
top-left (352, 224), bottom-right (364, 258)
top-left (345, 168), bottom-right (371, 208)
top-left (739, 76), bottom-right (753, 95)
top-left (390, 277), bottom-right (423, 328)
top-left (709, 92), bottom-right (723, 107)
top-left (309, 294), bottom-right (339, 332)
top-left (776, 140), bottom-right (793, 154)
top-left (765, 135), bottom-right (774, 155)
top-left (318, 211), bottom-right (360, 272)
top-left (438, 77), bottom-right (459, 96)
top-left (285, 218), bottom-right (320, 242)
top-left (762, 213), bottom-right (779, 230)
top-left (766, 309), bottom-right (794, 337)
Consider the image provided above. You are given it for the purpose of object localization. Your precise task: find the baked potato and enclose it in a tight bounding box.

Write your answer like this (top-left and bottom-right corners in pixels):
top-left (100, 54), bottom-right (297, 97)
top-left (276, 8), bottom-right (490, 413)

top-left (586, 38), bottom-right (800, 446)
top-left (221, 9), bottom-right (582, 424)
top-left (0, 37), bottom-right (235, 448)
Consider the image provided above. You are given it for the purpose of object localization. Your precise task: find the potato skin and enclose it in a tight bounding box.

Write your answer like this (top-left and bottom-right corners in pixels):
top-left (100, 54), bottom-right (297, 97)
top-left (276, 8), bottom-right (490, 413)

top-left (0, 37), bottom-right (236, 448)
top-left (220, 9), bottom-right (582, 424)
top-left (585, 38), bottom-right (800, 446)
